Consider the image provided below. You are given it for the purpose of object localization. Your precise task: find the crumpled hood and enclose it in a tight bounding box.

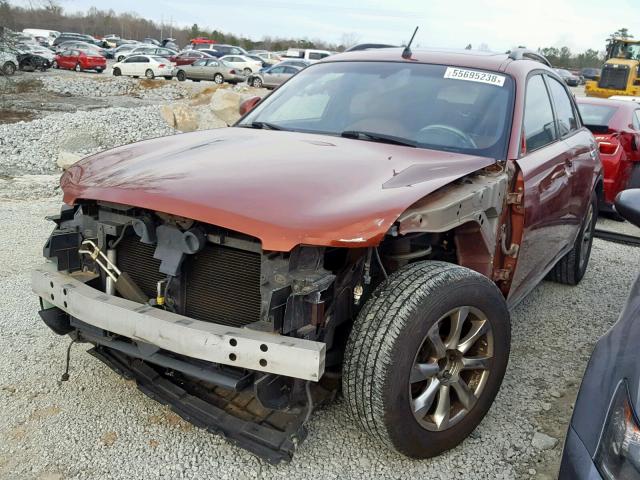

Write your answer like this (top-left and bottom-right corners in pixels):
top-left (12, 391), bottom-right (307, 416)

top-left (62, 128), bottom-right (496, 251)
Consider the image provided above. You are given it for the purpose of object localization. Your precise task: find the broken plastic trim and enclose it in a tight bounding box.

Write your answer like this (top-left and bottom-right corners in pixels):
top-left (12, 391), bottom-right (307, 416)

top-left (89, 346), bottom-right (311, 464)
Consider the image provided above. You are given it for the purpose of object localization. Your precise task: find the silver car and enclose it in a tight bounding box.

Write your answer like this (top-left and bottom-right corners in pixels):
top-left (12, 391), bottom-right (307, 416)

top-left (248, 64), bottom-right (301, 88)
top-left (174, 58), bottom-right (244, 84)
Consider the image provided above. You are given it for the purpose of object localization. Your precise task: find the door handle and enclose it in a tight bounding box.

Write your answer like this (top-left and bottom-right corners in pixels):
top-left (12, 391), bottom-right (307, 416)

top-left (564, 158), bottom-right (573, 167)
top-left (551, 169), bottom-right (566, 181)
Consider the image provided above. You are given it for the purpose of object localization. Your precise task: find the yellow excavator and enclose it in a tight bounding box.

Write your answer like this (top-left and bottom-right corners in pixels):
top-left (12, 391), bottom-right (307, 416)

top-left (585, 37), bottom-right (640, 98)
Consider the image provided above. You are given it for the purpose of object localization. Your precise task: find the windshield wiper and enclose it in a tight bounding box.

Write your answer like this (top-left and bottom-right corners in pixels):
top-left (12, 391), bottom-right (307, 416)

top-left (340, 130), bottom-right (416, 148)
top-left (240, 121), bottom-right (284, 131)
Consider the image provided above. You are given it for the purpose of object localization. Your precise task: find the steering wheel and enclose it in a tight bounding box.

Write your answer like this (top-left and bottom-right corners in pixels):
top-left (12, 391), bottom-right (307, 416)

top-left (417, 124), bottom-right (477, 149)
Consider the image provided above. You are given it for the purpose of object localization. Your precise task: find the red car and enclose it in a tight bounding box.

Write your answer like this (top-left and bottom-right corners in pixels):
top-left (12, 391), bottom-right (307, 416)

top-left (169, 50), bottom-right (213, 66)
top-left (577, 97), bottom-right (640, 211)
top-left (33, 48), bottom-right (601, 463)
top-left (53, 49), bottom-right (106, 73)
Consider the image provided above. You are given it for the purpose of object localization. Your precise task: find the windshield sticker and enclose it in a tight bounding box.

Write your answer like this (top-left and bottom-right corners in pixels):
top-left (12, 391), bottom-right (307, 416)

top-left (444, 67), bottom-right (505, 87)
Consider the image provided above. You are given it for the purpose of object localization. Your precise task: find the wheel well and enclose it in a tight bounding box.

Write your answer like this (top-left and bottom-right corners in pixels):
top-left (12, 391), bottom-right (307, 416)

top-left (595, 177), bottom-right (604, 210)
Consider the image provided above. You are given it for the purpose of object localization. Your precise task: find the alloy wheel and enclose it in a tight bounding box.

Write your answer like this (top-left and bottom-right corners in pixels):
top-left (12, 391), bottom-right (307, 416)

top-left (410, 306), bottom-right (493, 431)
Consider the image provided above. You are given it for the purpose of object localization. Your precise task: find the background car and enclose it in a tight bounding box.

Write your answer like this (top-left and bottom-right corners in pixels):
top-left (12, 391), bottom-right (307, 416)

top-left (274, 59), bottom-right (311, 69)
top-left (245, 53), bottom-right (269, 69)
top-left (56, 40), bottom-right (107, 57)
top-left (174, 58), bottom-right (244, 83)
top-left (169, 50), bottom-right (213, 66)
top-left (112, 55), bottom-right (175, 79)
top-left (577, 97), bottom-right (640, 212)
top-left (16, 42), bottom-right (55, 61)
top-left (559, 189), bottom-right (640, 479)
top-left (256, 51), bottom-right (281, 65)
top-left (581, 67), bottom-right (601, 80)
top-left (218, 54), bottom-right (262, 74)
top-left (203, 44), bottom-right (248, 57)
top-left (555, 68), bottom-right (581, 86)
top-left (17, 52), bottom-right (51, 71)
top-left (111, 43), bottom-right (143, 62)
top-left (121, 46), bottom-right (177, 61)
top-left (53, 49), bottom-right (106, 72)
top-left (247, 64), bottom-right (301, 88)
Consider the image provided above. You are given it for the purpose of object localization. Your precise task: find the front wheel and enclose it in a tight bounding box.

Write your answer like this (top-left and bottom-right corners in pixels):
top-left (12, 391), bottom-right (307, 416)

top-left (251, 77), bottom-right (262, 88)
top-left (74, 63), bottom-right (82, 72)
top-left (52, 60), bottom-right (58, 69)
top-left (176, 70), bottom-right (186, 81)
top-left (213, 73), bottom-right (224, 84)
top-left (113, 67), bottom-right (121, 76)
top-left (1, 61), bottom-right (16, 76)
top-left (343, 261), bottom-right (511, 458)
top-left (145, 69), bottom-right (155, 79)
top-left (547, 191), bottom-right (597, 285)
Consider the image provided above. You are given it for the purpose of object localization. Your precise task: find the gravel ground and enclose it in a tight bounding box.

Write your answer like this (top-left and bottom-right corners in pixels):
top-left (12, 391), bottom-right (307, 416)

top-left (0, 188), bottom-right (638, 480)
top-left (0, 106), bottom-right (176, 175)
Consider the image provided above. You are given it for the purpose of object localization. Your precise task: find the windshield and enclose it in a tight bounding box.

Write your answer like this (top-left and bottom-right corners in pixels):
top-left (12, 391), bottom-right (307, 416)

top-left (577, 103), bottom-right (618, 126)
top-left (239, 61), bottom-right (514, 158)
top-left (612, 42), bottom-right (640, 60)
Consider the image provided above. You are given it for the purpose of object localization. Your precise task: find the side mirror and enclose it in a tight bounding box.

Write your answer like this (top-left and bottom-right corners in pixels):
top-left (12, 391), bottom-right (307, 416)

top-left (239, 96), bottom-right (261, 116)
top-left (615, 189), bottom-right (640, 228)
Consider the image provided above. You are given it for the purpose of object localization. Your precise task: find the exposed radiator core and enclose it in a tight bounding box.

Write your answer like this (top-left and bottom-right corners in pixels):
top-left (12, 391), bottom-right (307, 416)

top-left (117, 235), bottom-right (262, 328)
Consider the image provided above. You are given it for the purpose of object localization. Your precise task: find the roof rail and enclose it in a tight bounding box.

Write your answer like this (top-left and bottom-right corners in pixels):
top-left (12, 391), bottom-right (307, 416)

top-left (507, 48), bottom-right (552, 67)
top-left (344, 43), bottom-right (397, 52)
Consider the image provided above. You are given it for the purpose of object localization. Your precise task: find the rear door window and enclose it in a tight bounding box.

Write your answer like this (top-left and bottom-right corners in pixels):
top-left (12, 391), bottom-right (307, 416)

top-left (524, 75), bottom-right (557, 151)
top-left (633, 110), bottom-right (640, 130)
top-left (547, 77), bottom-right (578, 136)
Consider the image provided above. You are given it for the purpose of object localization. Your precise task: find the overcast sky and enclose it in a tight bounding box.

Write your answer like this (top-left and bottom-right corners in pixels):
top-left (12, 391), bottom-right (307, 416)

top-left (57, 0), bottom-right (639, 52)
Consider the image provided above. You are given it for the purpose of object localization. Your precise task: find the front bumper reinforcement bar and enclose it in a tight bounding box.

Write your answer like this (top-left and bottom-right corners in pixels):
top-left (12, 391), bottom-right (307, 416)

top-left (31, 267), bottom-right (326, 381)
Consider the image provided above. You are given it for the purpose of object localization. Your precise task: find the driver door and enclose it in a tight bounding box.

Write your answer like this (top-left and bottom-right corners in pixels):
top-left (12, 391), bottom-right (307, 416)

top-left (509, 73), bottom-right (575, 304)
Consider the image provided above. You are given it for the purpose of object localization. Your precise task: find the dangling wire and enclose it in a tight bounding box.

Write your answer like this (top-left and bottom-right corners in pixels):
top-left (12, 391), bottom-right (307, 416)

top-left (60, 337), bottom-right (77, 382)
top-left (374, 247), bottom-right (388, 280)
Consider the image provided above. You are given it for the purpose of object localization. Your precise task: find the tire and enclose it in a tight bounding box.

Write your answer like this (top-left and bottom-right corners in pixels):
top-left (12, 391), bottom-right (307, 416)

top-left (96, 69), bottom-right (103, 74)
top-left (113, 67), bottom-right (121, 77)
top-left (117, 55), bottom-right (125, 62)
top-left (252, 77), bottom-right (263, 88)
top-left (243, 67), bottom-right (252, 75)
top-left (343, 261), bottom-right (510, 458)
top-left (176, 70), bottom-right (186, 81)
top-left (2, 61), bottom-right (17, 76)
top-left (213, 73), bottom-right (224, 84)
top-left (74, 63), bottom-right (82, 72)
top-left (52, 60), bottom-right (58, 69)
top-left (145, 69), bottom-right (155, 79)
top-left (547, 191), bottom-right (597, 285)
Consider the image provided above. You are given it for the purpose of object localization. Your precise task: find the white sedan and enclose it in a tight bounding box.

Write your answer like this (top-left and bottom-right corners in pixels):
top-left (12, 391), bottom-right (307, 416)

top-left (218, 55), bottom-right (262, 75)
top-left (112, 55), bottom-right (175, 79)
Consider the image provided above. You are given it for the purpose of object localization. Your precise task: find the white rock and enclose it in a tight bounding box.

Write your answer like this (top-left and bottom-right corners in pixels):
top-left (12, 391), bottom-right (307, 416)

top-left (56, 151), bottom-right (83, 170)
top-left (531, 432), bottom-right (558, 450)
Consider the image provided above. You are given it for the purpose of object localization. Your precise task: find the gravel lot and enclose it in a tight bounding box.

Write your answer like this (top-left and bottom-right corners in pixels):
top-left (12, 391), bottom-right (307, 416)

top-left (1, 73), bottom-right (638, 479)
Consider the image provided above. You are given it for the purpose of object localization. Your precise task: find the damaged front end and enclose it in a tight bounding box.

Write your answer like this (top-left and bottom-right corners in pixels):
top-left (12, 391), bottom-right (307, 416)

top-left (33, 201), bottom-right (354, 464)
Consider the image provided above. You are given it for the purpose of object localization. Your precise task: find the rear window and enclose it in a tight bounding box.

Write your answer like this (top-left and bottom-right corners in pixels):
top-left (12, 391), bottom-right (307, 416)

top-left (577, 104), bottom-right (618, 127)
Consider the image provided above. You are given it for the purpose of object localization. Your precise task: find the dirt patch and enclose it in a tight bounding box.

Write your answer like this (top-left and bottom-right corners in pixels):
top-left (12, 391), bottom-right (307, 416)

top-left (148, 410), bottom-right (193, 431)
top-left (0, 108), bottom-right (36, 124)
top-left (148, 439), bottom-right (159, 449)
top-left (101, 431), bottom-right (118, 446)
top-left (9, 424), bottom-right (27, 441)
top-left (28, 405), bottom-right (61, 421)
top-left (138, 79), bottom-right (165, 90)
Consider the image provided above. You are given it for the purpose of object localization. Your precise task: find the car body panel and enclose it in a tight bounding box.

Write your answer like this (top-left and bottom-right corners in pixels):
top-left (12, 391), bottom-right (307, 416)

top-left (250, 65), bottom-right (301, 88)
top-left (113, 55), bottom-right (173, 77)
top-left (60, 128), bottom-right (496, 252)
top-left (577, 97), bottom-right (640, 206)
